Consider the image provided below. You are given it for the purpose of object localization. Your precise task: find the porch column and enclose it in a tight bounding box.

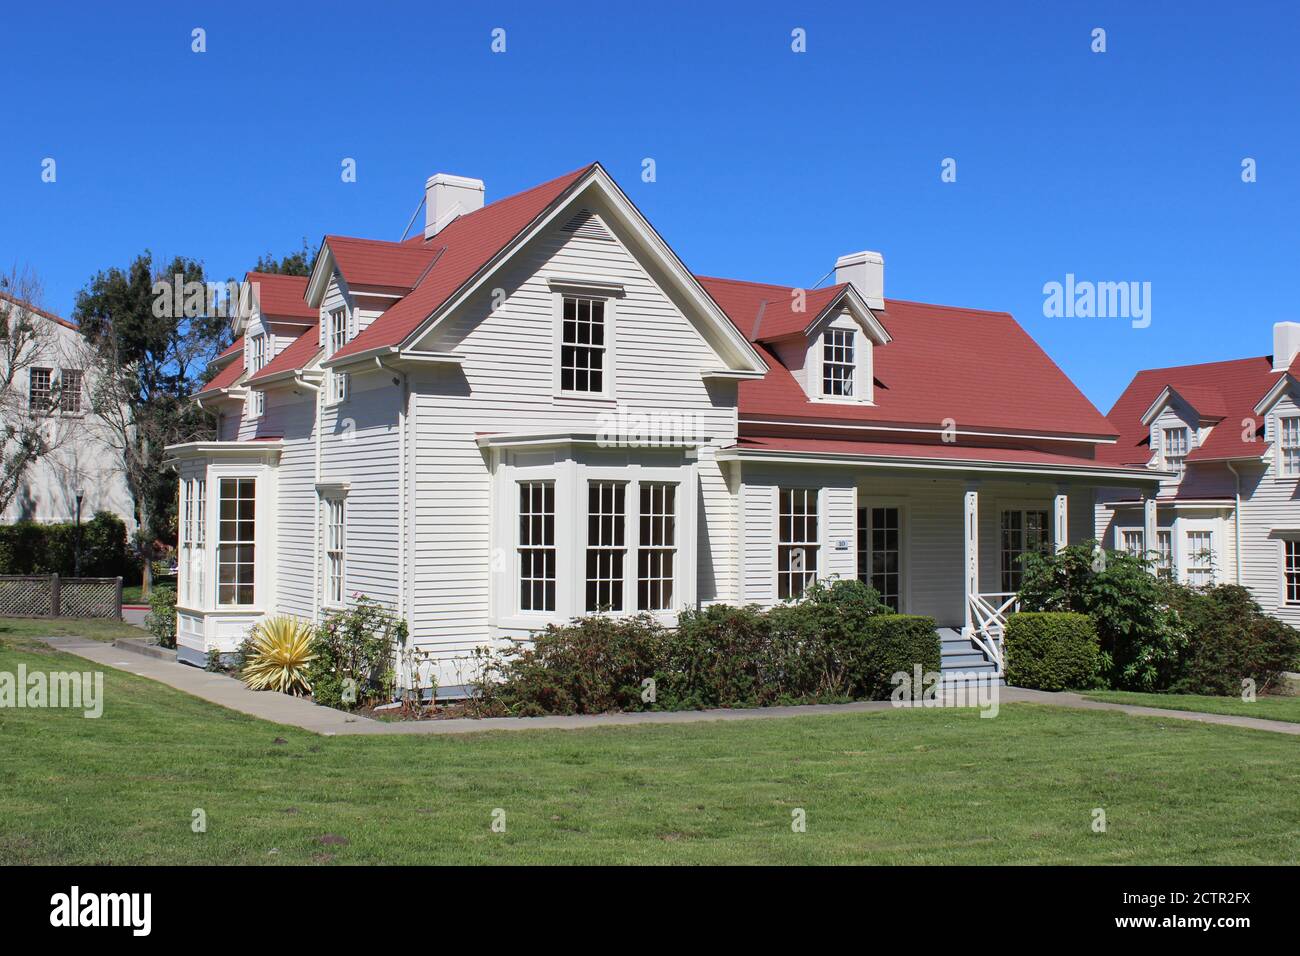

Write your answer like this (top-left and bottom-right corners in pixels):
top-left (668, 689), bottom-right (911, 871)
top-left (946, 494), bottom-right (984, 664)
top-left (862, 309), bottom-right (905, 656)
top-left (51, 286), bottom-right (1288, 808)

top-left (1053, 485), bottom-right (1069, 552)
top-left (1143, 493), bottom-right (1158, 560)
top-left (963, 481), bottom-right (979, 632)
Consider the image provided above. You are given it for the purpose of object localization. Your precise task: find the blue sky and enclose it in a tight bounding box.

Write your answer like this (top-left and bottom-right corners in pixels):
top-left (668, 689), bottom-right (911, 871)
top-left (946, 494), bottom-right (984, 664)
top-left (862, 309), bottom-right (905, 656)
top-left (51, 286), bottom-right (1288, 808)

top-left (3, 1), bottom-right (1297, 411)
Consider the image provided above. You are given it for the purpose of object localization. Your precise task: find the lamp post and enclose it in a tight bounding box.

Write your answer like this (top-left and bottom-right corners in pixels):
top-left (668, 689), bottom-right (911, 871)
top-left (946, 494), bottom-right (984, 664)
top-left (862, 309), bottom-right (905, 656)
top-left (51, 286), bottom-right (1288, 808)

top-left (74, 489), bottom-right (84, 578)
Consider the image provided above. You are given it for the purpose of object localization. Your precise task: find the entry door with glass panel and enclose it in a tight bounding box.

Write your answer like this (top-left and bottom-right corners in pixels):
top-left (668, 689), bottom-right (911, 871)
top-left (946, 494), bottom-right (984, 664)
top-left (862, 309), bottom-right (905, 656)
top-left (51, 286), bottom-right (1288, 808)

top-left (1000, 509), bottom-right (1050, 593)
top-left (857, 506), bottom-right (902, 611)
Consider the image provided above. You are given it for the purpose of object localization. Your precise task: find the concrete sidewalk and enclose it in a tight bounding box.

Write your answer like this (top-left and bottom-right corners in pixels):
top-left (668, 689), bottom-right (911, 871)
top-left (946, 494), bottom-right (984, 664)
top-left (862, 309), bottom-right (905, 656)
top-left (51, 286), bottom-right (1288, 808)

top-left (39, 635), bottom-right (1300, 737)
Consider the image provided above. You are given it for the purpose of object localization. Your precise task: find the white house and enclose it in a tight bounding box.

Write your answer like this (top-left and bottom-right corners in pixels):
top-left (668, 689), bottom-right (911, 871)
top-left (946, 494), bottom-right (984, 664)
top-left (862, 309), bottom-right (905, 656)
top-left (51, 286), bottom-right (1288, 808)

top-left (0, 290), bottom-right (134, 532)
top-left (166, 163), bottom-right (1160, 687)
top-left (1095, 323), bottom-right (1300, 627)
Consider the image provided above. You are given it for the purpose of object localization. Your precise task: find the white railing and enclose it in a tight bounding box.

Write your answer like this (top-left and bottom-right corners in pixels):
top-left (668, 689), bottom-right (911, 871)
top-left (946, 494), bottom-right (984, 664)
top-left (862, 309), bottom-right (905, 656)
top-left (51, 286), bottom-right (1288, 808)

top-left (966, 591), bottom-right (1020, 674)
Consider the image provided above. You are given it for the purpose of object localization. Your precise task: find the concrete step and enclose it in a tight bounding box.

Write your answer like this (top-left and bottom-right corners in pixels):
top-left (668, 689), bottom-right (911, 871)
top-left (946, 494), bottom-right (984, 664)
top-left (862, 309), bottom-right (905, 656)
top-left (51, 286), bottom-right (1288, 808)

top-left (113, 637), bottom-right (177, 662)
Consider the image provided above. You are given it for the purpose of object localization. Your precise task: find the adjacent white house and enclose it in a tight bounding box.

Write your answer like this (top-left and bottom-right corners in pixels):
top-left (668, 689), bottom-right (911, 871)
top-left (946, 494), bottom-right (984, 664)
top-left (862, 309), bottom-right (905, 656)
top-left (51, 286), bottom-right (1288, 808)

top-left (166, 162), bottom-right (1161, 687)
top-left (1095, 322), bottom-right (1300, 627)
top-left (0, 290), bottom-right (134, 532)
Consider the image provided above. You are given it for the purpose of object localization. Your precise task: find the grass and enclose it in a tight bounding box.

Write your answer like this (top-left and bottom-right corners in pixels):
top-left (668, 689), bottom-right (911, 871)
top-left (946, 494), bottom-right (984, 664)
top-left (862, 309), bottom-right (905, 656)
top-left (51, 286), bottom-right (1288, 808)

top-left (1084, 689), bottom-right (1300, 724)
top-left (121, 577), bottom-right (175, 606)
top-left (0, 616), bottom-right (146, 644)
top-left (1, 640), bottom-right (1298, 865)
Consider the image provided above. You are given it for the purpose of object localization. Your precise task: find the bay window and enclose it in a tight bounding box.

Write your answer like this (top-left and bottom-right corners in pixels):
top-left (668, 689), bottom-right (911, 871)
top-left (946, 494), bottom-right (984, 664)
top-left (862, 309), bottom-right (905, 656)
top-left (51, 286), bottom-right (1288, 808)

top-left (519, 481), bottom-right (556, 612)
top-left (637, 483), bottom-right (676, 611)
top-left (217, 478), bottom-right (256, 605)
top-left (325, 496), bottom-right (346, 606)
top-left (585, 481), bottom-right (626, 611)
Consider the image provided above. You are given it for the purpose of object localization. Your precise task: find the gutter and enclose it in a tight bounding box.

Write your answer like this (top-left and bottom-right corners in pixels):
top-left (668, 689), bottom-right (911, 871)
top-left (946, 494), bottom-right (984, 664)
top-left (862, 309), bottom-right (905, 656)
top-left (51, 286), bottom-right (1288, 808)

top-left (1226, 460), bottom-right (1244, 585)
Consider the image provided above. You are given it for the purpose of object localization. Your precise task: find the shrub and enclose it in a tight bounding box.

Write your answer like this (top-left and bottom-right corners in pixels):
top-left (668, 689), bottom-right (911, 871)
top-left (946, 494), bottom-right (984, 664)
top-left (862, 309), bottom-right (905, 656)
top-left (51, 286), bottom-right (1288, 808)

top-left (0, 512), bottom-right (132, 578)
top-left (145, 585), bottom-right (177, 648)
top-left (242, 615), bottom-right (316, 694)
top-left (1018, 543), bottom-right (1186, 690)
top-left (1167, 585), bottom-right (1300, 696)
top-left (1004, 612), bottom-right (1100, 691)
top-left (859, 615), bottom-right (942, 697)
top-left (306, 596), bottom-right (405, 710)
top-left (660, 604), bottom-right (776, 708)
top-left (476, 614), bottom-right (665, 716)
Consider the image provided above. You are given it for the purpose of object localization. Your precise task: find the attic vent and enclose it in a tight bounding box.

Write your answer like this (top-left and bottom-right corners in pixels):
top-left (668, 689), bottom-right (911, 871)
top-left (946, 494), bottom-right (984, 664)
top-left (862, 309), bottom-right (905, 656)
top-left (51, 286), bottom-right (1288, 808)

top-left (561, 209), bottom-right (613, 241)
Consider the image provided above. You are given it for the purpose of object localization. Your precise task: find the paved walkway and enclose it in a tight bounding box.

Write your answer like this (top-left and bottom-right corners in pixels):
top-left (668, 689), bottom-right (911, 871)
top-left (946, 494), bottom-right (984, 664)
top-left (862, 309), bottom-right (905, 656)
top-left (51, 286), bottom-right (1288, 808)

top-left (39, 636), bottom-right (1300, 737)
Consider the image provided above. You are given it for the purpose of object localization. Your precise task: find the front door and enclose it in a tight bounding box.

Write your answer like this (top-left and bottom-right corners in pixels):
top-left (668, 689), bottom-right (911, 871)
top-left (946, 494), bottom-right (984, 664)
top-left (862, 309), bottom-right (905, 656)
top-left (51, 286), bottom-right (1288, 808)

top-left (1000, 508), bottom-right (1050, 593)
top-left (857, 505), bottom-right (902, 611)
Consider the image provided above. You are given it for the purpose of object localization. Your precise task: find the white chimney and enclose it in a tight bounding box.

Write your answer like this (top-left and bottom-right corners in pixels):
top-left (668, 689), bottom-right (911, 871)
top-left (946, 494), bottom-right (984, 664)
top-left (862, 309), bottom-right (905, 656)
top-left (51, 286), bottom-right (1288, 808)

top-left (424, 173), bottom-right (485, 239)
top-left (834, 250), bottom-right (884, 310)
top-left (1273, 322), bottom-right (1300, 372)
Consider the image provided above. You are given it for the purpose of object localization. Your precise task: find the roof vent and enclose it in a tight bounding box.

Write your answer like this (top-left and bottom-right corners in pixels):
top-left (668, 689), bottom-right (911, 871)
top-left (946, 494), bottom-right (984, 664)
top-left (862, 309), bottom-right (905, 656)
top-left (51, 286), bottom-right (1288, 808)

top-left (561, 209), bottom-right (613, 241)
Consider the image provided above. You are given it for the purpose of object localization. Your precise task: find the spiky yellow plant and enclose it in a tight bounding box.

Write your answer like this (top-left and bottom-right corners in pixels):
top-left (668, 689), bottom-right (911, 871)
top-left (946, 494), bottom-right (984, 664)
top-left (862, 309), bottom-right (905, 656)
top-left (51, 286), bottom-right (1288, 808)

top-left (242, 615), bottom-right (316, 694)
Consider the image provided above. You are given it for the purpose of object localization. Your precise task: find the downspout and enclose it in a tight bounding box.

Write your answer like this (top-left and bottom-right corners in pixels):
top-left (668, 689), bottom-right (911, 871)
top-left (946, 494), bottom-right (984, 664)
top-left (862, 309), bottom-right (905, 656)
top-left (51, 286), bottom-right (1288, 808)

top-left (1226, 460), bottom-right (1243, 585)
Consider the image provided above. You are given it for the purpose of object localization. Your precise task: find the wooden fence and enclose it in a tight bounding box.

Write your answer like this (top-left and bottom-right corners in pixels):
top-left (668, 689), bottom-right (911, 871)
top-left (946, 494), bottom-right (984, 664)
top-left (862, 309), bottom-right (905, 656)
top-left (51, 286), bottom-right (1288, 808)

top-left (0, 574), bottom-right (123, 619)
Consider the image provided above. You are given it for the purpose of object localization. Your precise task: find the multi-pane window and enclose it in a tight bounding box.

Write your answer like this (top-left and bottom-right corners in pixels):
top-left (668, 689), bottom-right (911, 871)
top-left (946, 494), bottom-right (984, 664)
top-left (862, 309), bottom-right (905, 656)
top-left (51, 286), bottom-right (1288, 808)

top-left (585, 481), bottom-right (626, 612)
top-left (822, 328), bottom-right (855, 397)
top-left (1001, 509), bottom-right (1050, 592)
top-left (179, 478), bottom-right (207, 606)
top-left (778, 488), bottom-right (820, 599)
top-left (1162, 426), bottom-right (1189, 475)
top-left (1280, 416), bottom-right (1300, 477)
top-left (328, 309), bottom-right (349, 403)
top-left (28, 367), bottom-right (52, 412)
top-left (560, 296), bottom-right (606, 393)
top-left (325, 497), bottom-right (346, 606)
top-left (518, 482), bottom-right (556, 612)
top-left (857, 506), bottom-right (901, 611)
top-left (249, 334), bottom-right (267, 417)
top-left (217, 478), bottom-right (255, 605)
top-left (637, 483), bottom-right (676, 611)
top-left (1285, 540), bottom-right (1300, 605)
top-left (59, 369), bottom-right (83, 413)
top-left (1120, 529), bottom-right (1145, 557)
top-left (1156, 530), bottom-right (1173, 580)
top-left (1185, 531), bottom-right (1214, 587)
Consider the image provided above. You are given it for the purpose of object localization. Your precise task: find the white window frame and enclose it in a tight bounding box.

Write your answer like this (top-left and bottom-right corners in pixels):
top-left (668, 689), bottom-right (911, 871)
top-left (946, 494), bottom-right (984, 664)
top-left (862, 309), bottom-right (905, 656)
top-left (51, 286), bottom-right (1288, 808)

top-left (1277, 415), bottom-right (1300, 478)
top-left (636, 481), bottom-right (677, 612)
top-left (552, 286), bottom-right (617, 400)
top-left (585, 480), bottom-right (627, 612)
top-left (777, 486), bottom-right (821, 600)
top-left (326, 308), bottom-right (350, 405)
top-left (216, 477), bottom-right (256, 607)
top-left (248, 333), bottom-right (267, 418)
top-left (1183, 529), bottom-right (1215, 587)
top-left (1162, 426), bottom-right (1189, 476)
top-left (324, 495), bottom-right (346, 608)
top-left (1283, 538), bottom-right (1300, 606)
top-left (857, 501), bottom-right (907, 612)
top-left (821, 327), bottom-right (856, 398)
top-left (517, 480), bottom-right (557, 614)
top-left (1156, 529), bottom-right (1173, 580)
top-left (1117, 527), bottom-right (1145, 557)
top-left (1000, 506), bottom-right (1052, 593)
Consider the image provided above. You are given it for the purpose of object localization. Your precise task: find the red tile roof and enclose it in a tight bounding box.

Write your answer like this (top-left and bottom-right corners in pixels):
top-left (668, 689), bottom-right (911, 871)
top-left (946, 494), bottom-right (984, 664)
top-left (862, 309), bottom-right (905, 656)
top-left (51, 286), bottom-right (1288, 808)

top-left (696, 278), bottom-right (1116, 439)
top-left (1100, 356), bottom-right (1280, 465)
top-left (324, 237), bottom-right (441, 292)
top-left (331, 163), bottom-right (596, 361)
top-left (732, 435), bottom-right (1149, 474)
top-left (247, 272), bottom-right (315, 322)
top-left (248, 322), bottom-right (321, 385)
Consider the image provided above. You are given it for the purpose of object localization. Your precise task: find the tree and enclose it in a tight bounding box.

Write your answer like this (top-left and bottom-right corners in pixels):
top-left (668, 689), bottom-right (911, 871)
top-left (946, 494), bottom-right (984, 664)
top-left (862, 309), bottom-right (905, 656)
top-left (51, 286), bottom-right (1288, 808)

top-left (73, 252), bottom-right (227, 596)
top-left (0, 267), bottom-right (81, 515)
top-left (252, 239), bottom-right (318, 277)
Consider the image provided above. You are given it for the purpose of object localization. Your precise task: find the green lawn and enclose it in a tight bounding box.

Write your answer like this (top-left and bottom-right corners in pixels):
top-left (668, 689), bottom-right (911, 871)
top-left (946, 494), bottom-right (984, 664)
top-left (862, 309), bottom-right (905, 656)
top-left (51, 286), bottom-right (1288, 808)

top-left (1, 639), bottom-right (1298, 865)
top-left (121, 577), bottom-right (175, 606)
top-left (1084, 689), bottom-right (1300, 724)
top-left (0, 616), bottom-right (147, 644)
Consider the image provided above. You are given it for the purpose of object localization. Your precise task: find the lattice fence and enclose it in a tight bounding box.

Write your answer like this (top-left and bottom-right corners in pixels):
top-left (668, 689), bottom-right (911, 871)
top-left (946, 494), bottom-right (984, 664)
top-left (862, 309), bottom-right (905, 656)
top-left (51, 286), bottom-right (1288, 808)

top-left (0, 575), bottom-right (122, 619)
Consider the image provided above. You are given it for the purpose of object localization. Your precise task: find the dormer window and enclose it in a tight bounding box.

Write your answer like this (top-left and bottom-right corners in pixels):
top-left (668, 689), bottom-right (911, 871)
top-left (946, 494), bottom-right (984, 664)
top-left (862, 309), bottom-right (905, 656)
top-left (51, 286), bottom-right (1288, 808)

top-left (1279, 416), bottom-right (1300, 476)
top-left (1162, 426), bottom-right (1189, 475)
top-left (822, 329), bottom-right (855, 397)
top-left (248, 333), bottom-right (267, 417)
top-left (326, 308), bottom-right (350, 404)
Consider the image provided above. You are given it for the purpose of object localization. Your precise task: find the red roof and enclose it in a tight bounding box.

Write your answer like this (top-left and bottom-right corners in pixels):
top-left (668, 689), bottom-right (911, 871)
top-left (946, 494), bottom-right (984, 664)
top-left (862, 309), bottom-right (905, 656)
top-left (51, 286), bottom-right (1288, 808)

top-left (0, 289), bottom-right (78, 331)
top-left (696, 276), bottom-right (853, 342)
top-left (331, 164), bottom-right (595, 361)
top-left (248, 322), bottom-right (321, 385)
top-left (196, 353), bottom-right (245, 397)
top-left (732, 435), bottom-right (1147, 474)
top-left (209, 337), bottom-right (243, 369)
top-left (325, 237), bottom-right (441, 292)
top-left (247, 273), bottom-right (314, 322)
top-left (697, 278), bottom-right (1116, 439)
top-left (1101, 356), bottom-right (1281, 465)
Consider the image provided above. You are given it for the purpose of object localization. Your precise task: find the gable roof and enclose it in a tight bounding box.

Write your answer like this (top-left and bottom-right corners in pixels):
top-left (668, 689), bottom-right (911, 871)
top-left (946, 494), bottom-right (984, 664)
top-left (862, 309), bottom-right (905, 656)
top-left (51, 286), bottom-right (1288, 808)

top-left (330, 164), bottom-right (597, 362)
top-left (698, 277), bottom-right (889, 347)
top-left (0, 289), bottom-right (78, 331)
top-left (195, 352), bottom-right (246, 398)
top-left (322, 237), bottom-right (441, 292)
top-left (209, 337), bottom-right (243, 370)
top-left (246, 272), bottom-right (315, 323)
top-left (1100, 355), bottom-right (1282, 465)
top-left (697, 279), bottom-right (1116, 439)
top-left (247, 322), bottom-right (321, 386)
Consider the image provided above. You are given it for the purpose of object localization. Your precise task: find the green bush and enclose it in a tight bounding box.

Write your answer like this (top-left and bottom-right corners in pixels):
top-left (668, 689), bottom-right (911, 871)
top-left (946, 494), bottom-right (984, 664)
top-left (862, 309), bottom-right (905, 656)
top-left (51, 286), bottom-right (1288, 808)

top-left (145, 585), bottom-right (177, 648)
top-left (860, 615), bottom-right (942, 696)
top-left (1018, 543), bottom-right (1185, 690)
top-left (305, 596), bottom-right (406, 710)
top-left (0, 512), bottom-right (132, 579)
top-left (1004, 612), bottom-right (1100, 691)
top-left (1167, 585), bottom-right (1300, 696)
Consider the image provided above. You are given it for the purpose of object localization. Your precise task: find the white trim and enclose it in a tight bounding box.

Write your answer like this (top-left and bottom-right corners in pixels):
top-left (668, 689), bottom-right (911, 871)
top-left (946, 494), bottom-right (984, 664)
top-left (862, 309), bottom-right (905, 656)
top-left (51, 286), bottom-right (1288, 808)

top-left (552, 288), bottom-right (617, 400)
top-left (736, 416), bottom-right (1120, 445)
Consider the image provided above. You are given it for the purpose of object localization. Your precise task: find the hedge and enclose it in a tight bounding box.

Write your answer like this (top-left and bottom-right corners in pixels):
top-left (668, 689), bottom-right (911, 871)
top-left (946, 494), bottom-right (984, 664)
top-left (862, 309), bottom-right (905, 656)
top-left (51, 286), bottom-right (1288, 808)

top-left (1167, 585), bottom-right (1300, 695)
top-left (0, 512), bottom-right (132, 579)
top-left (1004, 612), bottom-right (1100, 691)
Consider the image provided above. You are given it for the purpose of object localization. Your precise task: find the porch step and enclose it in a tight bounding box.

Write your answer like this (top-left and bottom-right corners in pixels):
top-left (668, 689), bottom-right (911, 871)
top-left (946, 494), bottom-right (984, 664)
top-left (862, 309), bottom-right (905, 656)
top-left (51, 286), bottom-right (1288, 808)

top-left (936, 627), bottom-right (1001, 680)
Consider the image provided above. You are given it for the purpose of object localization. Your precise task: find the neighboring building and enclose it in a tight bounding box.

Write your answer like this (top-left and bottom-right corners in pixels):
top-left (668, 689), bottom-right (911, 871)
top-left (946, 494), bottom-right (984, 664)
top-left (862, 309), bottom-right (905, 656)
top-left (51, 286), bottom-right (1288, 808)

top-left (167, 163), bottom-right (1159, 685)
top-left (1095, 323), bottom-right (1300, 627)
top-left (0, 290), bottom-right (134, 532)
